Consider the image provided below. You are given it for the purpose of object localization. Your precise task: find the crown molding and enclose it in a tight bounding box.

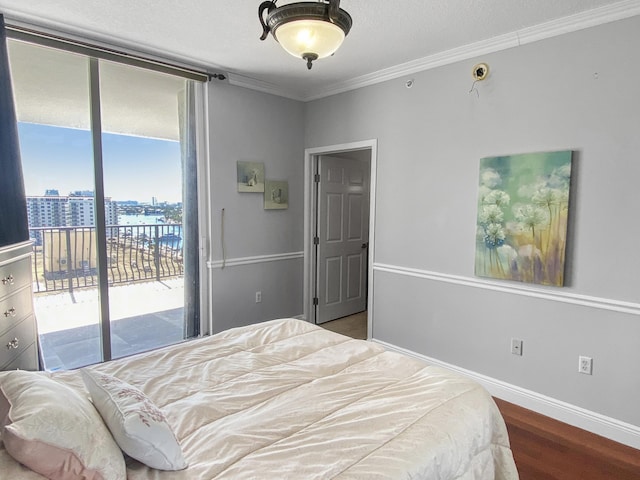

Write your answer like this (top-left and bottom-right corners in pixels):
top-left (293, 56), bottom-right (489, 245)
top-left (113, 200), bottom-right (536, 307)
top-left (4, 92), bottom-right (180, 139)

top-left (516, 0), bottom-right (640, 45)
top-left (303, 0), bottom-right (640, 102)
top-left (226, 73), bottom-right (305, 101)
top-left (3, 1), bottom-right (639, 102)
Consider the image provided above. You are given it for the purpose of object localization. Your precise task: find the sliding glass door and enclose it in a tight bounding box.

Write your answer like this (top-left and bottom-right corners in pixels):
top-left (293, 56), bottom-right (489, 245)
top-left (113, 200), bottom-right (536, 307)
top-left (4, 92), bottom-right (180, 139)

top-left (8, 37), bottom-right (202, 369)
top-left (99, 60), bottom-right (196, 360)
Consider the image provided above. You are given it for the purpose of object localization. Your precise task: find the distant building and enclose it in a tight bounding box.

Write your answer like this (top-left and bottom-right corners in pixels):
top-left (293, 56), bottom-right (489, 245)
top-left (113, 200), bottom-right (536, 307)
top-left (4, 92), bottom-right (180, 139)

top-left (26, 192), bottom-right (118, 231)
top-left (67, 196), bottom-right (117, 227)
top-left (69, 190), bottom-right (95, 197)
top-left (26, 195), bottom-right (68, 229)
top-left (28, 193), bottom-right (118, 273)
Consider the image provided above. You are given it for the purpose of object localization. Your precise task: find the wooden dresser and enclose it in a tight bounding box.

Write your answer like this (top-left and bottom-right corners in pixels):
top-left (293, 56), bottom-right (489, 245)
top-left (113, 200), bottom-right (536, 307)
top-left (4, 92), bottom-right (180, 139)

top-left (0, 241), bottom-right (39, 370)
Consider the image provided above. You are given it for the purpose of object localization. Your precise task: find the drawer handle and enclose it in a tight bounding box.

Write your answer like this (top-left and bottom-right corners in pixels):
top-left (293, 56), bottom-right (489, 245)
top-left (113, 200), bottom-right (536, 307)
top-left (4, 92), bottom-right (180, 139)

top-left (6, 338), bottom-right (19, 350)
top-left (4, 308), bottom-right (16, 318)
top-left (1, 275), bottom-right (14, 285)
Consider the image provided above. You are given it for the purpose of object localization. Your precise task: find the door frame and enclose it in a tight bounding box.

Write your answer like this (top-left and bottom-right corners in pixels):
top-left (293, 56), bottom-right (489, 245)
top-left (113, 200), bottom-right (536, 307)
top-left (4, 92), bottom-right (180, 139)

top-left (303, 140), bottom-right (377, 339)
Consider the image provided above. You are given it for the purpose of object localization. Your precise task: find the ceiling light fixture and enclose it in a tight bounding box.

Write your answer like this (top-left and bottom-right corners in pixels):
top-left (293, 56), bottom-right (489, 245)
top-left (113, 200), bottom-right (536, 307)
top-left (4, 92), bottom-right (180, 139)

top-left (259, 0), bottom-right (352, 70)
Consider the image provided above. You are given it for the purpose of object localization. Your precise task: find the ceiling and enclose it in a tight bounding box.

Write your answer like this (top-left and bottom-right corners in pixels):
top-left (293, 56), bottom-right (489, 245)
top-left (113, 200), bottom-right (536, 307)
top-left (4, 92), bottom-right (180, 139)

top-left (0, 0), bottom-right (638, 101)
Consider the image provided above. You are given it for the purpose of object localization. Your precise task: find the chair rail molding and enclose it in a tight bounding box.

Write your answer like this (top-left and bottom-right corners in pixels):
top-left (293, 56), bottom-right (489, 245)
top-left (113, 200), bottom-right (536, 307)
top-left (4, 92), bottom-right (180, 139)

top-left (374, 263), bottom-right (640, 316)
top-left (207, 251), bottom-right (303, 269)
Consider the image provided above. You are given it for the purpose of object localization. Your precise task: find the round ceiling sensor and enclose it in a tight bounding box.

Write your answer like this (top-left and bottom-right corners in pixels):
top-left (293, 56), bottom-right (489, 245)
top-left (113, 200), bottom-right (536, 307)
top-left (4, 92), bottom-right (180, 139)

top-left (472, 63), bottom-right (489, 81)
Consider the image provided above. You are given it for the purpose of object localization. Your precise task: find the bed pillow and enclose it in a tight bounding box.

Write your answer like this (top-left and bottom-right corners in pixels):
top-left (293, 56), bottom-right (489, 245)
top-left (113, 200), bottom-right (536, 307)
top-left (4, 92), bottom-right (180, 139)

top-left (0, 370), bottom-right (126, 480)
top-left (81, 369), bottom-right (187, 471)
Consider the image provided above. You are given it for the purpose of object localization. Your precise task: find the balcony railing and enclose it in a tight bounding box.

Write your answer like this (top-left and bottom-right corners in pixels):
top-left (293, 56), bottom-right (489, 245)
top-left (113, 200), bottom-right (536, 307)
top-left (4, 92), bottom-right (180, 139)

top-left (29, 224), bottom-right (183, 293)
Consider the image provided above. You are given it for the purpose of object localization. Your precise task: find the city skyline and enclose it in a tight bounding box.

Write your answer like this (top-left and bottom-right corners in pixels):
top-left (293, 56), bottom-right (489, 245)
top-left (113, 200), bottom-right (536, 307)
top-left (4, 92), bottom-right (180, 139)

top-left (26, 190), bottom-right (182, 206)
top-left (18, 122), bottom-right (183, 203)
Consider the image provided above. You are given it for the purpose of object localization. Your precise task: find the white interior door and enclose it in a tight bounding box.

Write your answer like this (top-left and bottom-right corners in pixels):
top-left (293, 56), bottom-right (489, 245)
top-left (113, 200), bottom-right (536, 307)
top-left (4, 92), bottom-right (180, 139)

top-left (316, 155), bottom-right (369, 324)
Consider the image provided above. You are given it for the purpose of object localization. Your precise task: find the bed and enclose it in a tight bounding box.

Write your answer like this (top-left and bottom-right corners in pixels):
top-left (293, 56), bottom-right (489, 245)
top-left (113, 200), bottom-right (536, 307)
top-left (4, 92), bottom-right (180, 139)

top-left (0, 318), bottom-right (519, 479)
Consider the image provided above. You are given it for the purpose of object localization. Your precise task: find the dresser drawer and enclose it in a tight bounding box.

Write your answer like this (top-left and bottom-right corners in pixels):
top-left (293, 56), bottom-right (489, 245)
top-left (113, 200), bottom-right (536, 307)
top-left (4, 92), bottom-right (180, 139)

top-left (0, 256), bottom-right (31, 298)
top-left (0, 316), bottom-right (36, 369)
top-left (0, 286), bottom-right (34, 336)
top-left (1, 342), bottom-right (38, 371)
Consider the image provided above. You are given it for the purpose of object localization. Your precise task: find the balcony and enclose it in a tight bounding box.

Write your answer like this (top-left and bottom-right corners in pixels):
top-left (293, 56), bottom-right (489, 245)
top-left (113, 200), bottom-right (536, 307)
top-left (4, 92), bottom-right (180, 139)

top-left (30, 224), bottom-right (187, 370)
top-left (31, 223), bottom-right (183, 293)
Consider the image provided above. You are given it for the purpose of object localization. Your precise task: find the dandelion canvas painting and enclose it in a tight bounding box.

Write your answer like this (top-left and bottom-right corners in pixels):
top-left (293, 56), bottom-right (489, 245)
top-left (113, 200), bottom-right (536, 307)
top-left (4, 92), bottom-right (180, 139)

top-left (475, 151), bottom-right (573, 286)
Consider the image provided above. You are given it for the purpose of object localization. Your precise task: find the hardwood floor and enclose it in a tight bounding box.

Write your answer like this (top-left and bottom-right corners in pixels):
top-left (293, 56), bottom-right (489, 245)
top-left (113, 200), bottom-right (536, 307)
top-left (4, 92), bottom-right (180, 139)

top-left (495, 398), bottom-right (640, 480)
top-left (319, 311), bottom-right (367, 339)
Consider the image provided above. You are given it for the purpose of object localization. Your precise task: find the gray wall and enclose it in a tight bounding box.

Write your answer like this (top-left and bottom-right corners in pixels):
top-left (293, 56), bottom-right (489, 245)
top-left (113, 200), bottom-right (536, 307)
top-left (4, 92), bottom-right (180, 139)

top-left (304, 16), bottom-right (640, 427)
top-left (208, 82), bottom-right (305, 333)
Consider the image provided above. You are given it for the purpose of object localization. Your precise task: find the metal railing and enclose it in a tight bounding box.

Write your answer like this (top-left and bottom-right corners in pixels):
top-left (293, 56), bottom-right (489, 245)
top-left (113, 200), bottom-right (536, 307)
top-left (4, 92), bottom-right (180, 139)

top-left (30, 224), bottom-right (183, 293)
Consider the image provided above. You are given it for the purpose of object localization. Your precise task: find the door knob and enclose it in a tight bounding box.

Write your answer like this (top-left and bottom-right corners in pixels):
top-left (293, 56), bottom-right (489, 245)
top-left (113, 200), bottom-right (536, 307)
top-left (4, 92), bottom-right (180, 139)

top-left (361, 243), bottom-right (368, 249)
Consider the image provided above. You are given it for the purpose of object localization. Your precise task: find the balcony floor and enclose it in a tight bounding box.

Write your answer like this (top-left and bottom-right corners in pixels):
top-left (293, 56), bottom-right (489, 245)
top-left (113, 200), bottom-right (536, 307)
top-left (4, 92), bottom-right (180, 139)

top-left (35, 279), bottom-right (185, 370)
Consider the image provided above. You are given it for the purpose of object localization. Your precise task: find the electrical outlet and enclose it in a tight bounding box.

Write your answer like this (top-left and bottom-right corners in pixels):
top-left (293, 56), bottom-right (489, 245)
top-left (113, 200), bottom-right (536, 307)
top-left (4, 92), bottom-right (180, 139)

top-left (255, 291), bottom-right (262, 303)
top-left (579, 356), bottom-right (593, 375)
top-left (510, 338), bottom-right (523, 356)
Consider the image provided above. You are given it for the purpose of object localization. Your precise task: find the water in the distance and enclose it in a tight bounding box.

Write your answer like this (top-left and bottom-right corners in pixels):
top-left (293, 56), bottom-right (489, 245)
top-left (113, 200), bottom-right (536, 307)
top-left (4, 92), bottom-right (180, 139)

top-left (116, 214), bottom-right (183, 250)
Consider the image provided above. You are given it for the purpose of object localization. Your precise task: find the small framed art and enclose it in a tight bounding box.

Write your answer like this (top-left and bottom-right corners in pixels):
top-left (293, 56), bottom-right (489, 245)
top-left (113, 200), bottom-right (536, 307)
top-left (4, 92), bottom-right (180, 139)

top-left (237, 161), bottom-right (265, 193)
top-left (264, 180), bottom-right (288, 210)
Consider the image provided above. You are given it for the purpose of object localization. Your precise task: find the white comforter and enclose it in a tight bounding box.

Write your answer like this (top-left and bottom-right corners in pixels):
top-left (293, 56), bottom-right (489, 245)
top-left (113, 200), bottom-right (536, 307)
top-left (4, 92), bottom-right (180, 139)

top-left (0, 318), bottom-right (518, 479)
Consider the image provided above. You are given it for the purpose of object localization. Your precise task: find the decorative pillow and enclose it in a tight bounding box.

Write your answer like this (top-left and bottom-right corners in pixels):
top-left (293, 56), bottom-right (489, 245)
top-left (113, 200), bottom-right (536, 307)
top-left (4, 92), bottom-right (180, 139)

top-left (81, 369), bottom-right (187, 471)
top-left (0, 370), bottom-right (126, 480)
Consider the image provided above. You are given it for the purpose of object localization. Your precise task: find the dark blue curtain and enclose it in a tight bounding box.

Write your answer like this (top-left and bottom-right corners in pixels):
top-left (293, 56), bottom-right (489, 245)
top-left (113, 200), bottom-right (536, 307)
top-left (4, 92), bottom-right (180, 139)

top-left (0, 14), bottom-right (29, 247)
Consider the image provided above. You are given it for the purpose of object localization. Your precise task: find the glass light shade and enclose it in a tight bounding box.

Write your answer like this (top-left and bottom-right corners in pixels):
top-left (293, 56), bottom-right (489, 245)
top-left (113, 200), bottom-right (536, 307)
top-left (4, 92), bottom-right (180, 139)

top-left (274, 19), bottom-right (345, 59)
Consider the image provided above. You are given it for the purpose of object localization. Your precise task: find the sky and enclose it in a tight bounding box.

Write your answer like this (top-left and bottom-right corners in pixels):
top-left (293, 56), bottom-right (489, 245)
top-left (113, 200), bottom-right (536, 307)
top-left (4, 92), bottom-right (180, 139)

top-left (17, 123), bottom-right (183, 203)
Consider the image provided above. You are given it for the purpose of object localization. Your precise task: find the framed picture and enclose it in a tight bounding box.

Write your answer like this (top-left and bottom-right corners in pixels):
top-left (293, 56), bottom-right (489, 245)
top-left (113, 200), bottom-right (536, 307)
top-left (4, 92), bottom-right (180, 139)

top-left (264, 180), bottom-right (289, 210)
top-left (237, 161), bottom-right (265, 192)
top-left (474, 150), bottom-right (573, 287)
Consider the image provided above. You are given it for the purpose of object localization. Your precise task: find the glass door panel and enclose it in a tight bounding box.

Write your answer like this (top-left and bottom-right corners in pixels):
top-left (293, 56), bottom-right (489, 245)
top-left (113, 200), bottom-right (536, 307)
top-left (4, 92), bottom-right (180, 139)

top-left (98, 60), bottom-right (189, 358)
top-left (9, 40), bottom-right (102, 369)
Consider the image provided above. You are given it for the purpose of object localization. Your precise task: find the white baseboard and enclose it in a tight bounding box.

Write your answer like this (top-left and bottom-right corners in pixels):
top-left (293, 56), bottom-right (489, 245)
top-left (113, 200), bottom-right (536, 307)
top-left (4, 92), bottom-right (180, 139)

top-left (373, 338), bottom-right (640, 450)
